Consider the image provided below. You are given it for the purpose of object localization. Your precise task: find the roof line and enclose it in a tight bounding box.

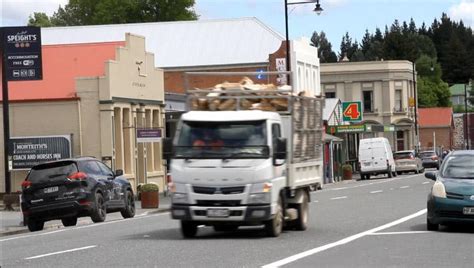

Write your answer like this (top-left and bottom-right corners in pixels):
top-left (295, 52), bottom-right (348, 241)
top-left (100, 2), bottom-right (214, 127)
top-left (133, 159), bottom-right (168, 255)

top-left (41, 17), bottom-right (280, 31)
top-left (43, 41), bottom-right (125, 48)
top-left (7, 97), bottom-right (80, 103)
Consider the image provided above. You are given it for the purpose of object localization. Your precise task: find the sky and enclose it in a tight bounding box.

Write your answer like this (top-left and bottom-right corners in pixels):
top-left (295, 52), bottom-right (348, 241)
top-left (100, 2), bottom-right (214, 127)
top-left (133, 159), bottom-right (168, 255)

top-left (1, 0), bottom-right (473, 54)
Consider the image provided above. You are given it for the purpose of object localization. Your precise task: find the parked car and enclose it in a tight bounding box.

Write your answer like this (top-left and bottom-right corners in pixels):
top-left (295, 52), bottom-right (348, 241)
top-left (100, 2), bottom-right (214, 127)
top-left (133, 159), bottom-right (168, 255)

top-left (358, 137), bottom-right (396, 180)
top-left (425, 150), bottom-right (474, 231)
top-left (420, 150), bottom-right (440, 170)
top-left (393, 150), bottom-right (424, 175)
top-left (21, 157), bottom-right (135, 232)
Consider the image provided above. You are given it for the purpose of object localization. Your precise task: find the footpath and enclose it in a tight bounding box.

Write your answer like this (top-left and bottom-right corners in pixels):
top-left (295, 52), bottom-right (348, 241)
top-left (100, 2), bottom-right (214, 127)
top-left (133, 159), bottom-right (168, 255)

top-left (0, 193), bottom-right (171, 237)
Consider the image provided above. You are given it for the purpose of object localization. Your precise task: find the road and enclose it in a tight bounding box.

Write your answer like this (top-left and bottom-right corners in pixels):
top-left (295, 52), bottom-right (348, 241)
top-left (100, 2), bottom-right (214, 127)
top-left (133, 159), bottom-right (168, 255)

top-left (1, 171), bottom-right (473, 267)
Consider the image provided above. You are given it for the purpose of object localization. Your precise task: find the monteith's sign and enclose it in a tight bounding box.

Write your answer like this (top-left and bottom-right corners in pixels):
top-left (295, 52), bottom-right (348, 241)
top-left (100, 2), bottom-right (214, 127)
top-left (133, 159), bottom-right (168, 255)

top-left (10, 135), bottom-right (71, 170)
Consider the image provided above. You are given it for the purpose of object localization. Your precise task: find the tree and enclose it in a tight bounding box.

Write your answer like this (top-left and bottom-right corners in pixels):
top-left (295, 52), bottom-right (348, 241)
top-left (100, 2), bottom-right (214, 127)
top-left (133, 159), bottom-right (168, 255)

top-left (28, 12), bottom-right (53, 27)
top-left (416, 55), bottom-right (451, 107)
top-left (310, 31), bottom-right (337, 63)
top-left (339, 32), bottom-right (360, 61)
top-left (27, 0), bottom-right (198, 27)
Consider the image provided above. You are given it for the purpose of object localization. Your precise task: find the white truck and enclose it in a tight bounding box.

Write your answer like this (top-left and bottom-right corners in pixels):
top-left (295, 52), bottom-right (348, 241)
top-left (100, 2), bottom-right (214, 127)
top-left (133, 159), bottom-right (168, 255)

top-left (163, 71), bottom-right (324, 237)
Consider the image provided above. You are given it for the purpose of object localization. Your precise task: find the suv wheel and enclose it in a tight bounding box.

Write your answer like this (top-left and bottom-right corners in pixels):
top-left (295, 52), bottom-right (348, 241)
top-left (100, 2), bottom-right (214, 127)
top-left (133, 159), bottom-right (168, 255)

top-left (27, 219), bottom-right (44, 232)
top-left (91, 192), bottom-right (106, 223)
top-left (61, 217), bottom-right (78, 227)
top-left (121, 190), bottom-right (136, 219)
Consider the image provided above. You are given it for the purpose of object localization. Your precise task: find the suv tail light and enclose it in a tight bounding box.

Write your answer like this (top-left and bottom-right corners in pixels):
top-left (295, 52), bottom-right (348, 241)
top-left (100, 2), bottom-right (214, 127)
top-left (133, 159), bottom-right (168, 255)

top-left (410, 155), bottom-right (415, 160)
top-left (68, 172), bottom-right (88, 180)
top-left (431, 156), bottom-right (438, 160)
top-left (21, 180), bottom-right (32, 189)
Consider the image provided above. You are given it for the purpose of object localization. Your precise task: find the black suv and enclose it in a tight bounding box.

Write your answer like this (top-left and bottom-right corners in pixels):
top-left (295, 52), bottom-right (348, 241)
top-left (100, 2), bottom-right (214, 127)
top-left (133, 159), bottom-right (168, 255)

top-left (21, 157), bottom-right (135, 232)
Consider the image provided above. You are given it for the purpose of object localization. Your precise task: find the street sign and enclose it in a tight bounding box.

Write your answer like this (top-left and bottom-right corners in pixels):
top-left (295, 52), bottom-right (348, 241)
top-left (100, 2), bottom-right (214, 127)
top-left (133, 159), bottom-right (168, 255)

top-left (342, 101), bottom-right (362, 122)
top-left (2, 26), bottom-right (43, 81)
top-left (10, 135), bottom-right (71, 170)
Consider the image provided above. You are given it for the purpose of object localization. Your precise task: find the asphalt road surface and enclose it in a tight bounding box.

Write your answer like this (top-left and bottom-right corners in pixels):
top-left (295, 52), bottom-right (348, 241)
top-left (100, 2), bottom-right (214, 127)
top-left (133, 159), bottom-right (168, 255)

top-left (1, 170), bottom-right (473, 268)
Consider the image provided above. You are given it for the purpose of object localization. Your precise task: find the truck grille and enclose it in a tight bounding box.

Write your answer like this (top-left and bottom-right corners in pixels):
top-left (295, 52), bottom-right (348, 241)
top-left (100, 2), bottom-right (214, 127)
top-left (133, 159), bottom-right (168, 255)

top-left (196, 200), bottom-right (241, 207)
top-left (193, 186), bottom-right (245, 195)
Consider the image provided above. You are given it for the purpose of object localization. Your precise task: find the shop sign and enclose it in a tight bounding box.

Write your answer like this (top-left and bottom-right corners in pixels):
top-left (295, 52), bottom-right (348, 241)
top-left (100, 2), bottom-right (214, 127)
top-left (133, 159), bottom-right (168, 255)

top-left (327, 125), bottom-right (366, 134)
top-left (2, 26), bottom-right (43, 81)
top-left (10, 135), bottom-right (71, 170)
top-left (342, 101), bottom-right (362, 122)
top-left (137, 128), bottom-right (162, 143)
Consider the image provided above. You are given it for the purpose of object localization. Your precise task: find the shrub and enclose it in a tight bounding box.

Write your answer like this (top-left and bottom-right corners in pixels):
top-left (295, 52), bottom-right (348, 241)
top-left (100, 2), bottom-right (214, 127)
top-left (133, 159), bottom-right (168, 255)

top-left (342, 164), bottom-right (352, 172)
top-left (140, 183), bottom-right (159, 192)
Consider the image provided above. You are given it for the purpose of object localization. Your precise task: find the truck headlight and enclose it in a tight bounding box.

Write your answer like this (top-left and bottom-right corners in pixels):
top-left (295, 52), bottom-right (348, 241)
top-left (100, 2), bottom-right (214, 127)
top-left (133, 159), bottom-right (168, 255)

top-left (172, 192), bottom-right (189, 204)
top-left (432, 181), bottom-right (446, 198)
top-left (248, 193), bottom-right (270, 204)
top-left (248, 182), bottom-right (272, 204)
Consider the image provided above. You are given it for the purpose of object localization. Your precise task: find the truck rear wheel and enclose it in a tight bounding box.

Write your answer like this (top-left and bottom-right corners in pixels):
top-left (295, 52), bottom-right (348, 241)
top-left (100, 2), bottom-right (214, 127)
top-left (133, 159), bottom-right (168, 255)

top-left (294, 192), bottom-right (309, 231)
top-left (265, 197), bottom-right (283, 237)
top-left (181, 221), bottom-right (198, 238)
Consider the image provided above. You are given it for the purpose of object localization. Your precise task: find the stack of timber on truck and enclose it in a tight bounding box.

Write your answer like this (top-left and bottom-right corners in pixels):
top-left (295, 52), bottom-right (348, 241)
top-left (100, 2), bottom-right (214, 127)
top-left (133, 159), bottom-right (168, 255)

top-left (164, 71), bottom-right (324, 238)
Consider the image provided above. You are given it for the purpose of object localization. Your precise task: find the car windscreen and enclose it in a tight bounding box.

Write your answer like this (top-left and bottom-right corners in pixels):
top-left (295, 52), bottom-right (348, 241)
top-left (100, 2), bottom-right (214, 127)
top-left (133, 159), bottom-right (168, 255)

top-left (175, 120), bottom-right (269, 159)
top-left (27, 161), bottom-right (78, 183)
top-left (420, 151), bottom-right (436, 158)
top-left (394, 152), bottom-right (413, 160)
top-left (440, 155), bottom-right (474, 179)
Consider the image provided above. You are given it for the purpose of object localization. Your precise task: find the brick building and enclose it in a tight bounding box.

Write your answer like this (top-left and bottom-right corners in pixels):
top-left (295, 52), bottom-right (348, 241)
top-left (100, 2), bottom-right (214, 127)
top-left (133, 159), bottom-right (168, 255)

top-left (418, 107), bottom-right (454, 151)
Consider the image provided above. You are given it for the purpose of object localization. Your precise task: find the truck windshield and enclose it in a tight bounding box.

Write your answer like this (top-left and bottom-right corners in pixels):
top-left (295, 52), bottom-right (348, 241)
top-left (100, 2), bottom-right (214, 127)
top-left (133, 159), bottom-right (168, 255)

top-left (175, 120), bottom-right (269, 159)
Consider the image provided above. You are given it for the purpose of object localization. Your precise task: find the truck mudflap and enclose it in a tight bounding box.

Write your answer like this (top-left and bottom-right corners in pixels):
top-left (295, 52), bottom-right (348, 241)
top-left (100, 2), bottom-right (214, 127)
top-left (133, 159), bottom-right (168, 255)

top-left (171, 204), bottom-right (271, 222)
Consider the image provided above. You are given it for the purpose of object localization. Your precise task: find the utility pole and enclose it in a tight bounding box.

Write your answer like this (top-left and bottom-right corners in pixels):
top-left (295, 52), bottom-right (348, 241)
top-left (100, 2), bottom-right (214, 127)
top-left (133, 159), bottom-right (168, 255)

top-left (465, 83), bottom-right (470, 149)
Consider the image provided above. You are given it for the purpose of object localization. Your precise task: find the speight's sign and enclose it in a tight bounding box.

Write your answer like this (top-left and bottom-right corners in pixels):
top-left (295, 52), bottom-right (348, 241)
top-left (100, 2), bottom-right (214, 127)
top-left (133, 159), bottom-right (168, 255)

top-left (2, 26), bottom-right (43, 81)
top-left (10, 135), bottom-right (71, 170)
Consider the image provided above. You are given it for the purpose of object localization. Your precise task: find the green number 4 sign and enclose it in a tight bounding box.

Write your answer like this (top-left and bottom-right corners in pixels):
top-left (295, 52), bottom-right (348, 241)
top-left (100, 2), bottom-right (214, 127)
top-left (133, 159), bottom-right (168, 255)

top-left (342, 101), bottom-right (362, 122)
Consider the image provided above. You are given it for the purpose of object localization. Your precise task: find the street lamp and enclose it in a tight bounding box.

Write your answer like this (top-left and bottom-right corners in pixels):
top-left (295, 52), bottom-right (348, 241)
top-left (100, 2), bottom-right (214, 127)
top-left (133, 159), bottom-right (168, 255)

top-left (284, 0), bottom-right (323, 84)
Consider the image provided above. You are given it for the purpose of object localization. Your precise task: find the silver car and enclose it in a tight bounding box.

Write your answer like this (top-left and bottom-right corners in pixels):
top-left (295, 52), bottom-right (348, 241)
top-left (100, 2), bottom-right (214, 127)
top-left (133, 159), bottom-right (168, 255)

top-left (393, 150), bottom-right (424, 175)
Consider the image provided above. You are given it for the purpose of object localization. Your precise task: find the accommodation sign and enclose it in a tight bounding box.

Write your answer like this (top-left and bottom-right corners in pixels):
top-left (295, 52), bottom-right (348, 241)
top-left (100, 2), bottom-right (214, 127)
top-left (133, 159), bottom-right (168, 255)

top-left (2, 26), bottom-right (43, 81)
top-left (10, 135), bottom-right (71, 169)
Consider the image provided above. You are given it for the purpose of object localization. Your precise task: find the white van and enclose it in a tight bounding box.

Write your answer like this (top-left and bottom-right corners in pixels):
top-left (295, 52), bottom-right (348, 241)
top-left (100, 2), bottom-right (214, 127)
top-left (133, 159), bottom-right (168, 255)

top-left (358, 137), bottom-right (396, 180)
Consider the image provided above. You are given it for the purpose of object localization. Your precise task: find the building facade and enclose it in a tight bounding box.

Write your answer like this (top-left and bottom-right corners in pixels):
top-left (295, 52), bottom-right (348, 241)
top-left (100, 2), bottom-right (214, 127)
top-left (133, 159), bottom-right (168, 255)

top-left (321, 61), bottom-right (416, 164)
top-left (418, 108), bottom-right (454, 151)
top-left (0, 34), bottom-right (166, 192)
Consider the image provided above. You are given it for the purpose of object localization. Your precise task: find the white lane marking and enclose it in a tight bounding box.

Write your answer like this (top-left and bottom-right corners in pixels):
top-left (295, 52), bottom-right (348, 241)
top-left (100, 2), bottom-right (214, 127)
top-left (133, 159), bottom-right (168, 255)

top-left (368, 231), bottom-right (431, 236)
top-left (400, 186), bottom-right (410, 189)
top-left (0, 212), bottom-right (171, 242)
top-left (330, 196), bottom-right (347, 200)
top-left (318, 174), bottom-right (419, 192)
top-left (25, 245), bottom-right (97, 260)
top-left (422, 182), bottom-right (430, 185)
top-left (370, 190), bottom-right (383, 194)
top-left (261, 209), bottom-right (427, 268)
top-left (313, 200), bottom-right (319, 203)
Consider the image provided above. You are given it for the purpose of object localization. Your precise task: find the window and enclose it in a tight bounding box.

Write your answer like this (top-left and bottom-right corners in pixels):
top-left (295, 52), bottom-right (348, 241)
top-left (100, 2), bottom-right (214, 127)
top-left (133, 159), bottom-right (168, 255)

top-left (97, 161), bottom-right (114, 177)
top-left (325, 92), bottom-right (336, 98)
top-left (79, 161), bottom-right (102, 175)
top-left (395, 90), bottom-right (402, 112)
top-left (396, 131), bottom-right (405, 151)
top-left (363, 91), bottom-right (373, 112)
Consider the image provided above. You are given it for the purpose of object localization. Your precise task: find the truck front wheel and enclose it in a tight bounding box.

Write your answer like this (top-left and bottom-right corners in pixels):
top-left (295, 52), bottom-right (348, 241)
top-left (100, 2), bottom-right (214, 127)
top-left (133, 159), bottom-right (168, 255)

top-left (181, 221), bottom-right (198, 238)
top-left (265, 197), bottom-right (283, 237)
top-left (294, 192), bottom-right (309, 231)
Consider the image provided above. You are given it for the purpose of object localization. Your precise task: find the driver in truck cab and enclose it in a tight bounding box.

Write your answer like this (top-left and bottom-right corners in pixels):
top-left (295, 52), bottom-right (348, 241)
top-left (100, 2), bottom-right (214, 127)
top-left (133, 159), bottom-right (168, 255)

top-left (192, 129), bottom-right (224, 149)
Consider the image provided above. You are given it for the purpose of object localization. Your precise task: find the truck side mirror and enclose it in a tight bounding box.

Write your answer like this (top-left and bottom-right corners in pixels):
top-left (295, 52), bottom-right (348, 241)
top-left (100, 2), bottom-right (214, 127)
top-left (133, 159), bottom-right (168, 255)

top-left (163, 138), bottom-right (173, 160)
top-left (274, 137), bottom-right (287, 160)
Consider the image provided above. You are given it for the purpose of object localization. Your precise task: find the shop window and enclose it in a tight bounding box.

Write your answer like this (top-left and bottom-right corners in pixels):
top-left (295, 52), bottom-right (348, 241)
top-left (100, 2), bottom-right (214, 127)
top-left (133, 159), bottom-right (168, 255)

top-left (395, 90), bottom-right (402, 112)
top-left (363, 91), bottom-right (373, 113)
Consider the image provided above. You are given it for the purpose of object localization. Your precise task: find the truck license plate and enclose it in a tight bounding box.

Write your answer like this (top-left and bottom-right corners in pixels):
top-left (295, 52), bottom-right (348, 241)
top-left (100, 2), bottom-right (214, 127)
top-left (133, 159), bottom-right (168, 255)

top-left (463, 207), bottom-right (474, 215)
top-left (207, 209), bottom-right (229, 218)
top-left (44, 186), bottom-right (59, 194)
